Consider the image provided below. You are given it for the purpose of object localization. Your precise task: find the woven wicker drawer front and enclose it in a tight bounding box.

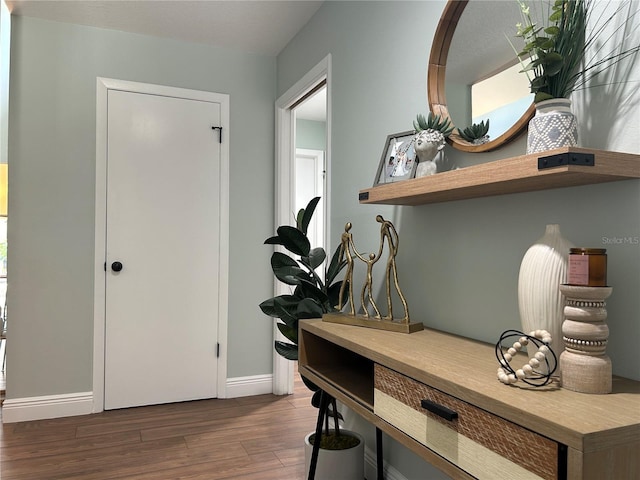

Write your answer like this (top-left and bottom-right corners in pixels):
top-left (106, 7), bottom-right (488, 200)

top-left (374, 364), bottom-right (560, 480)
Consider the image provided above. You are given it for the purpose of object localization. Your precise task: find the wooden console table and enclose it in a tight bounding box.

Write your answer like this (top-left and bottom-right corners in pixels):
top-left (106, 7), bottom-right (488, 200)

top-left (299, 319), bottom-right (640, 479)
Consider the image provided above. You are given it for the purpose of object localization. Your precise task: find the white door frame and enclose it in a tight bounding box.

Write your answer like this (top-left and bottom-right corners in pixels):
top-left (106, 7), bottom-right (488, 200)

top-left (274, 55), bottom-right (331, 394)
top-left (93, 77), bottom-right (230, 412)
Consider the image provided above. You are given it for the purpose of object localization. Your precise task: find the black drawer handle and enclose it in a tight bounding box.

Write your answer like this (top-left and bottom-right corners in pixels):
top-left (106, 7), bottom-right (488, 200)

top-left (421, 399), bottom-right (458, 421)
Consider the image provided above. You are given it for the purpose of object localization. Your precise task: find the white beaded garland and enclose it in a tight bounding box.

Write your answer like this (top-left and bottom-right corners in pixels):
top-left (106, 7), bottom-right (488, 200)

top-left (495, 329), bottom-right (557, 386)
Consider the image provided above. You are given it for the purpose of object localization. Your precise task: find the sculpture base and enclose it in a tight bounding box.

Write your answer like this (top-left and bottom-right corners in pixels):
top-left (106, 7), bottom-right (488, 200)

top-left (322, 312), bottom-right (424, 334)
top-left (560, 350), bottom-right (612, 394)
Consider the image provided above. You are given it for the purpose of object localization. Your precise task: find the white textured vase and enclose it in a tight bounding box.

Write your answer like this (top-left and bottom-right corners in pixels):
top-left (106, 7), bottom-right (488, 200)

top-left (518, 224), bottom-right (574, 368)
top-left (527, 98), bottom-right (578, 154)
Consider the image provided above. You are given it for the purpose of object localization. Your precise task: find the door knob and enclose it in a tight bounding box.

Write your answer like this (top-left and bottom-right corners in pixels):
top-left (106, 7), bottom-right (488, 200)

top-left (111, 261), bottom-right (123, 272)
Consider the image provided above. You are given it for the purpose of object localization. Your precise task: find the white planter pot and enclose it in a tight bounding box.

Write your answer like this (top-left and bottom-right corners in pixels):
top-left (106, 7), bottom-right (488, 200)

top-left (304, 429), bottom-right (364, 480)
top-left (527, 98), bottom-right (578, 154)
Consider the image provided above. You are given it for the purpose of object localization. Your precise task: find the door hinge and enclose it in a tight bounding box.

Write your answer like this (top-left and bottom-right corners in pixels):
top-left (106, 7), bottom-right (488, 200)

top-left (211, 126), bottom-right (223, 144)
top-left (216, 342), bottom-right (220, 358)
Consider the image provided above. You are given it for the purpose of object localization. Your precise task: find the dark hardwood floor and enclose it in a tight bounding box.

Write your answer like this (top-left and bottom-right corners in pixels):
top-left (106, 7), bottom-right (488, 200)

top-left (0, 370), bottom-right (317, 479)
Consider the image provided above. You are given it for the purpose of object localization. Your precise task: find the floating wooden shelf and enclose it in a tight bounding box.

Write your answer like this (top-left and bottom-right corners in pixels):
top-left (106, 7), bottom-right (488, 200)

top-left (359, 147), bottom-right (640, 206)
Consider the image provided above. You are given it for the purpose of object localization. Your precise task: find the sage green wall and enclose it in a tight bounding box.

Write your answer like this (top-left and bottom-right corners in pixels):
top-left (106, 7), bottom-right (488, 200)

top-left (296, 118), bottom-right (326, 151)
top-left (0, 1), bottom-right (10, 166)
top-left (7, 16), bottom-right (276, 399)
top-left (278, 1), bottom-right (639, 477)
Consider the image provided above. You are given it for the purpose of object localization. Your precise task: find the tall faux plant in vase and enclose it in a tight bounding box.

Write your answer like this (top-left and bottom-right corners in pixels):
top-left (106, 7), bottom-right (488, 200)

top-left (259, 197), bottom-right (364, 480)
top-left (512, 0), bottom-right (640, 153)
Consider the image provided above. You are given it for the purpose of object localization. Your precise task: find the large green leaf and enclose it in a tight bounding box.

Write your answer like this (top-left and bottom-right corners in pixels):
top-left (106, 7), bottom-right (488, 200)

top-left (259, 294), bottom-right (299, 317)
top-left (298, 279), bottom-right (328, 304)
top-left (297, 297), bottom-right (325, 319)
top-left (264, 235), bottom-right (281, 246)
top-left (298, 197), bottom-right (320, 235)
top-left (273, 300), bottom-right (299, 328)
top-left (275, 341), bottom-right (298, 361)
top-left (304, 247), bottom-right (326, 270)
top-left (531, 76), bottom-right (548, 90)
top-left (271, 252), bottom-right (305, 285)
top-left (544, 26), bottom-right (560, 36)
top-left (274, 225), bottom-right (310, 256)
top-left (541, 52), bottom-right (564, 76)
top-left (276, 322), bottom-right (298, 344)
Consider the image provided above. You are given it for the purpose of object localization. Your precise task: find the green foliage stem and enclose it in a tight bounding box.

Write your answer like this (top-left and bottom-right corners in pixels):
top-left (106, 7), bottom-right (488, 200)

top-left (513, 0), bottom-right (640, 103)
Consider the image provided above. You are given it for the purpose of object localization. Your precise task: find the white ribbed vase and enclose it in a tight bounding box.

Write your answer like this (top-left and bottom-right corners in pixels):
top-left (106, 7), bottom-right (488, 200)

top-left (527, 98), bottom-right (578, 154)
top-left (518, 225), bottom-right (574, 367)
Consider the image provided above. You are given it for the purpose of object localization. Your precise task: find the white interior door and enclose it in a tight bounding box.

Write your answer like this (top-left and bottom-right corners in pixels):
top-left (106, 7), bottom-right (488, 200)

top-left (295, 148), bottom-right (325, 251)
top-left (104, 89), bottom-right (221, 410)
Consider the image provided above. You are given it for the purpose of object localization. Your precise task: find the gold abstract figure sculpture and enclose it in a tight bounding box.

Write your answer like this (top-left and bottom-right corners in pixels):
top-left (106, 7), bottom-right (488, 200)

top-left (338, 223), bottom-right (356, 315)
top-left (337, 216), bottom-right (409, 323)
top-left (338, 223), bottom-right (381, 318)
top-left (377, 215), bottom-right (409, 321)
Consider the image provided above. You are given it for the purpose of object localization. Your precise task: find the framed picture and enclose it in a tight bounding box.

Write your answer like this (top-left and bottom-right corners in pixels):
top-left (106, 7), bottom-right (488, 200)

top-left (374, 130), bottom-right (417, 186)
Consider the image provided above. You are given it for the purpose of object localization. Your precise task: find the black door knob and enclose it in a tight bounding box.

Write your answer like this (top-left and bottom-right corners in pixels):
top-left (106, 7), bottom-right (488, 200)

top-left (111, 261), bottom-right (123, 272)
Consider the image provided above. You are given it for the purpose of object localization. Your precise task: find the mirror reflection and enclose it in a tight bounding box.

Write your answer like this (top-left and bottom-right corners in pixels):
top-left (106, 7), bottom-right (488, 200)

top-left (445, 0), bottom-right (533, 143)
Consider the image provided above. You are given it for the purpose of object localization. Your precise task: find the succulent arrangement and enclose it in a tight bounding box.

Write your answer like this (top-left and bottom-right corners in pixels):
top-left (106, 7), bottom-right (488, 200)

top-left (412, 113), bottom-right (454, 168)
top-left (512, 0), bottom-right (640, 103)
top-left (459, 119), bottom-right (490, 144)
top-left (413, 112), bottom-right (454, 138)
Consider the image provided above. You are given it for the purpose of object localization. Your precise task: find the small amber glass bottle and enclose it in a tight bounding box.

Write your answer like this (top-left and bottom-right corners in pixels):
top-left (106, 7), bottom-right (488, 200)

top-left (568, 248), bottom-right (607, 286)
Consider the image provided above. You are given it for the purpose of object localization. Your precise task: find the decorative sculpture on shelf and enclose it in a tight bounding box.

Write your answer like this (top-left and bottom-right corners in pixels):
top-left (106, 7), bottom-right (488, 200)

top-left (325, 215), bottom-right (423, 333)
top-left (494, 329), bottom-right (558, 388)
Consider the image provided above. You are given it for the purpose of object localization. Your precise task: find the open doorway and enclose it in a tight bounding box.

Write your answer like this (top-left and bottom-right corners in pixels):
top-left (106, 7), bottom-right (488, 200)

top-left (273, 55), bottom-right (330, 395)
top-left (293, 85), bottom-right (327, 253)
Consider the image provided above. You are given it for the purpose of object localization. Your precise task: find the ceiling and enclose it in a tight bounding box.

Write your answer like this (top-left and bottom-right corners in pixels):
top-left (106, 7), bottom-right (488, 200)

top-left (294, 87), bottom-right (326, 122)
top-left (6, 0), bottom-right (328, 120)
top-left (5, 0), bottom-right (324, 56)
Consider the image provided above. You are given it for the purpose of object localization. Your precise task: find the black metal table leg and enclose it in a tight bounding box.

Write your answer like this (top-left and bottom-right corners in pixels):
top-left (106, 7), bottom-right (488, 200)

top-left (308, 390), bottom-right (329, 480)
top-left (376, 427), bottom-right (384, 480)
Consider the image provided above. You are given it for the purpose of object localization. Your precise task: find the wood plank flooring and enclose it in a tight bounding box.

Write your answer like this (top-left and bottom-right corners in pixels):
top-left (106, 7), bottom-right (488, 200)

top-left (0, 371), bottom-right (318, 479)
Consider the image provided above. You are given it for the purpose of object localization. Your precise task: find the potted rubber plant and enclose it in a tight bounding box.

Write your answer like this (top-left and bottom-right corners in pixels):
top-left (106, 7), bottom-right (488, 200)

top-left (259, 196), bottom-right (364, 480)
top-left (511, 0), bottom-right (640, 152)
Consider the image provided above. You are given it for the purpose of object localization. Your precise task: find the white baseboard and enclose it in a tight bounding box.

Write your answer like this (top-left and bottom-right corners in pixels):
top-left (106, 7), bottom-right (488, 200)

top-left (1, 375), bottom-right (274, 423)
top-left (365, 446), bottom-right (409, 480)
top-left (2, 391), bottom-right (93, 423)
top-left (225, 373), bottom-right (273, 398)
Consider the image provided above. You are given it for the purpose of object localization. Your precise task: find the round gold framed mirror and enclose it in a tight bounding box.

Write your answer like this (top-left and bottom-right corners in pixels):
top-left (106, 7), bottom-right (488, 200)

top-left (428, 0), bottom-right (535, 152)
